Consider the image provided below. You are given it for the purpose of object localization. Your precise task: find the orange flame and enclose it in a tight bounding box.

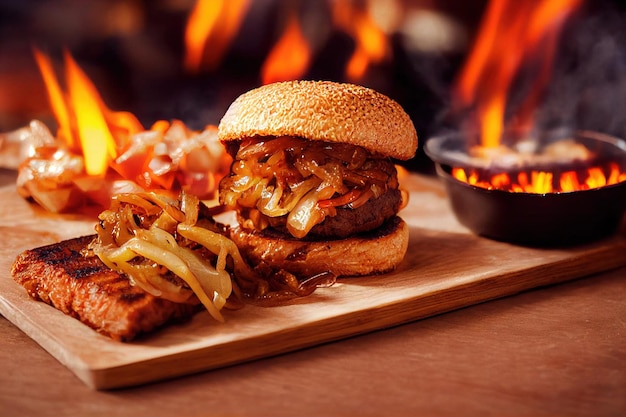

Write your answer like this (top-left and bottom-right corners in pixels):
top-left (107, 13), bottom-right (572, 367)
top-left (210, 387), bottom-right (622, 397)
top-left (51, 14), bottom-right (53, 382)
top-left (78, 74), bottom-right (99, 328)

top-left (454, 0), bottom-right (582, 148)
top-left (65, 52), bottom-right (117, 176)
top-left (184, 0), bottom-right (250, 73)
top-left (185, 0), bottom-right (312, 82)
top-left (32, 48), bottom-right (75, 150)
top-left (33, 48), bottom-right (143, 176)
top-left (261, 12), bottom-right (312, 85)
top-left (183, 0), bottom-right (391, 83)
top-left (452, 162), bottom-right (626, 193)
top-left (331, 1), bottom-right (388, 82)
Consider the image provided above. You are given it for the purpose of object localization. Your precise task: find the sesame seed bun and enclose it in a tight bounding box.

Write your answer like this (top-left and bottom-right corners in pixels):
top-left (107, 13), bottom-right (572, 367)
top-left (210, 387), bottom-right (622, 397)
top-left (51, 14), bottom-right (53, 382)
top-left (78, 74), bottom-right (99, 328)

top-left (218, 80), bottom-right (418, 160)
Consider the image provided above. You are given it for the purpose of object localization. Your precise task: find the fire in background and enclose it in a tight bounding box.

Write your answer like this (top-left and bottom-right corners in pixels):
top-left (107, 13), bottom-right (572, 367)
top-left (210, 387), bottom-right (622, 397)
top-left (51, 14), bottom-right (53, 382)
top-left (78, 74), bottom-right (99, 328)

top-left (0, 0), bottom-right (487, 141)
top-left (0, 0), bottom-right (625, 170)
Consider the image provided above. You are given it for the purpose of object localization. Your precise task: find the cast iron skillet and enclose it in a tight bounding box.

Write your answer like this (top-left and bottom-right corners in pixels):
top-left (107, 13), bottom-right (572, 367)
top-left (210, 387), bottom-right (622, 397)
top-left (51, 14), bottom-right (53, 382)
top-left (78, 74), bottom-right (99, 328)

top-left (424, 130), bottom-right (626, 247)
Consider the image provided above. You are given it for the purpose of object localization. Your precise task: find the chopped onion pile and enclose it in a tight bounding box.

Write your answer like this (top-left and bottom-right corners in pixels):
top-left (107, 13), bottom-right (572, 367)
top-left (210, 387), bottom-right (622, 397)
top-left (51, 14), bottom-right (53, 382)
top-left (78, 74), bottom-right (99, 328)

top-left (15, 119), bottom-right (231, 213)
top-left (90, 191), bottom-right (335, 321)
top-left (220, 136), bottom-right (397, 238)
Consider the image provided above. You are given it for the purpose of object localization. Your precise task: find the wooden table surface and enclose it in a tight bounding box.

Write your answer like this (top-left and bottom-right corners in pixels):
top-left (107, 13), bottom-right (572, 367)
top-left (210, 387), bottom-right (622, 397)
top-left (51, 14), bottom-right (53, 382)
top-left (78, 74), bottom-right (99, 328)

top-left (0, 166), bottom-right (625, 416)
top-left (1, 263), bottom-right (624, 416)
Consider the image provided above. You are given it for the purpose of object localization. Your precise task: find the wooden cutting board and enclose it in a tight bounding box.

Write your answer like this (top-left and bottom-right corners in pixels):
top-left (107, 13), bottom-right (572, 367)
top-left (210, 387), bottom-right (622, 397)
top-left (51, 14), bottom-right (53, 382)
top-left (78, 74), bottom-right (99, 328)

top-left (1, 169), bottom-right (625, 390)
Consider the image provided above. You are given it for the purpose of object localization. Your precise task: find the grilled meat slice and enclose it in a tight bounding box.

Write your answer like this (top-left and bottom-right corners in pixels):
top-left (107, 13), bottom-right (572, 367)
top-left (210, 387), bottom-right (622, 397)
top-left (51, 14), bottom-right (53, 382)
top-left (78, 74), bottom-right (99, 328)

top-left (11, 235), bottom-right (197, 342)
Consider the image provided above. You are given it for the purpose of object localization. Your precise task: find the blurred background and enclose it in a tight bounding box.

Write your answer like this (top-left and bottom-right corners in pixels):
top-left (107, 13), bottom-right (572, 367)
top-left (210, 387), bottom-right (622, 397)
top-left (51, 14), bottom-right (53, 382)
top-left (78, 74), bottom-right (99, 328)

top-left (1, 0), bottom-right (625, 172)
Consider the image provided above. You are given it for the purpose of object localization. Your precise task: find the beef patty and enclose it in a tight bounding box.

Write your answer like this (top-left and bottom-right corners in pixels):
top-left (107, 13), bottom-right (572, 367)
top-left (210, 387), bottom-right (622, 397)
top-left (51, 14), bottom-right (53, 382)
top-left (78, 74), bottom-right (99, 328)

top-left (265, 186), bottom-right (402, 239)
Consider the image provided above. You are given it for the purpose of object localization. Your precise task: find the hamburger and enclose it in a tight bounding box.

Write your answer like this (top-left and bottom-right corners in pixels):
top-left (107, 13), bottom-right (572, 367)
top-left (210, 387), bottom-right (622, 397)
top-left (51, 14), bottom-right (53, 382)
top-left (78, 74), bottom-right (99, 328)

top-left (218, 80), bottom-right (418, 278)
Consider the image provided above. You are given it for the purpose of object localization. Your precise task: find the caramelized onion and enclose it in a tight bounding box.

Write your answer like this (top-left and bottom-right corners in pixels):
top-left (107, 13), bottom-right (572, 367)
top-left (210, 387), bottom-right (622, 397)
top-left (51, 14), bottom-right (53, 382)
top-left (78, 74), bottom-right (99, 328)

top-left (220, 136), bottom-right (397, 237)
top-left (90, 190), bottom-right (335, 322)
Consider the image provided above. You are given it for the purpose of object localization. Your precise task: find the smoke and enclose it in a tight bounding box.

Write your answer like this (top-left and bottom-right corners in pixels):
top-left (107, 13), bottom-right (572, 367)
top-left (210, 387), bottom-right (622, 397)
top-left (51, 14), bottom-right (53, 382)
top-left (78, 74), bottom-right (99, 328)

top-left (535, 1), bottom-right (626, 139)
top-left (417, 0), bottom-right (626, 147)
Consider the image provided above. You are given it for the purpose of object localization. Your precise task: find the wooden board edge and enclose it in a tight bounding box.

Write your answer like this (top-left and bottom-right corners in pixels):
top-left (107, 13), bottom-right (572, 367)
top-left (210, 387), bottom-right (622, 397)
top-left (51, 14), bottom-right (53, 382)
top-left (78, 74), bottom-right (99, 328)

top-left (82, 246), bottom-right (626, 390)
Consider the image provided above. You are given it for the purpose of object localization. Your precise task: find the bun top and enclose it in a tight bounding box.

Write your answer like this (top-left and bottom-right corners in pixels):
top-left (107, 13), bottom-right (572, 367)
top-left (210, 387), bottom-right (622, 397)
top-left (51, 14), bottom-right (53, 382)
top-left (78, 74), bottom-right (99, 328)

top-left (218, 80), bottom-right (418, 160)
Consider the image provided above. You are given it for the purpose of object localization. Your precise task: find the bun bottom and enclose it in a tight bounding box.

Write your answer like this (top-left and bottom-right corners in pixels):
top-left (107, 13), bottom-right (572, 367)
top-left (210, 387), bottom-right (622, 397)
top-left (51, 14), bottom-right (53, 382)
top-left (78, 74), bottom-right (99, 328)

top-left (230, 216), bottom-right (409, 278)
